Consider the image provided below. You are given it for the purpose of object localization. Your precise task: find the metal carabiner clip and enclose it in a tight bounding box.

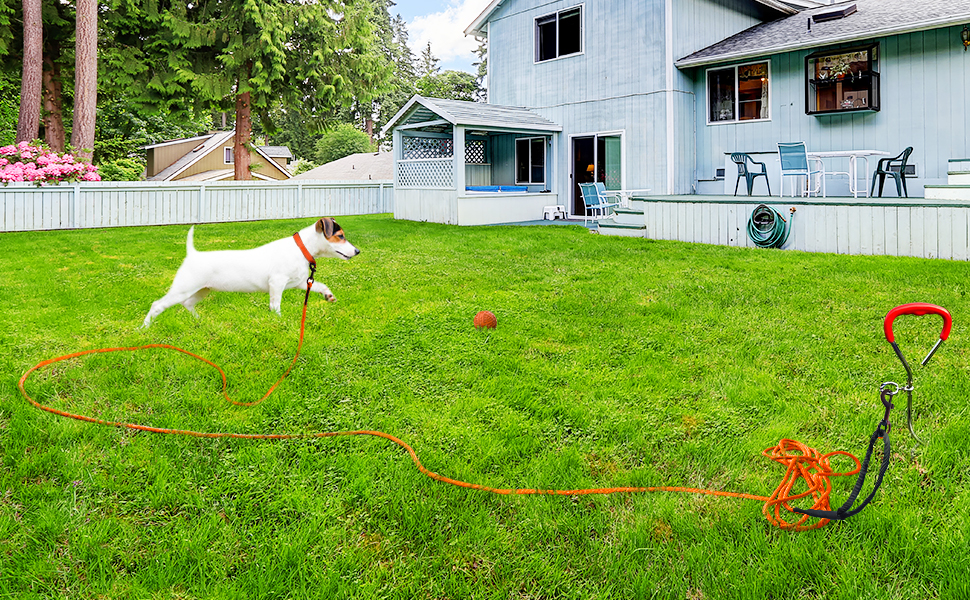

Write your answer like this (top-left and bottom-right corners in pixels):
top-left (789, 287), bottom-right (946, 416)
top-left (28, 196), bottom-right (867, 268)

top-left (883, 303), bottom-right (953, 443)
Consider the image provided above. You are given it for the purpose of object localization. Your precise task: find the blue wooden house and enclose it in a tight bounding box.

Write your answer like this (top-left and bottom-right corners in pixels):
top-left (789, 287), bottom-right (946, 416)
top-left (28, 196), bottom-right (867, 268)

top-left (384, 0), bottom-right (970, 257)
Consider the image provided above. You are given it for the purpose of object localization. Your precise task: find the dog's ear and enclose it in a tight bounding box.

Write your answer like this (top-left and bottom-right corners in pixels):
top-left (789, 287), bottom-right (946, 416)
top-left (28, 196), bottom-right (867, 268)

top-left (315, 218), bottom-right (335, 237)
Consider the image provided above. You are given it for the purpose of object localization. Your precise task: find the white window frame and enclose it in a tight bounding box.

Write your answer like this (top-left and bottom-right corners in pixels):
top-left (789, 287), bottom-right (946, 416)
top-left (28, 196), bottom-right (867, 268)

top-left (534, 4), bottom-right (584, 64)
top-left (705, 60), bottom-right (772, 125)
top-left (515, 137), bottom-right (546, 185)
top-left (224, 147), bottom-right (234, 164)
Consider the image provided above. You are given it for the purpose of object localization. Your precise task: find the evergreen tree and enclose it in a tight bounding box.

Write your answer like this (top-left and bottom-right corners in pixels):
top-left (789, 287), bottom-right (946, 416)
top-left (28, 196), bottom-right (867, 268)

top-left (161, 0), bottom-right (391, 179)
top-left (363, 0), bottom-right (416, 136)
top-left (315, 123), bottom-right (374, 164)
top-left (71, 0), bottom-right (96, 160)
top-left (417, 41), bottom-right (439, 78)
top-left (417, 70), bottom-right (479, 102)
top-left (0, 72), bottom-right (18, 145)
top-left (473, 39), bottom-right (487, 102)
top-left (16, 0), bottom-right (42, 143)
top-left (0, 0), bottom-right (13, 54)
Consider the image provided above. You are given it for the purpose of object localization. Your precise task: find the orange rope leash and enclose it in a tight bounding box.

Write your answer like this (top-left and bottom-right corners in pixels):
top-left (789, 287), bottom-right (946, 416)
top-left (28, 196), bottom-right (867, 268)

top-left (17, 303), bottom-right (861, 532)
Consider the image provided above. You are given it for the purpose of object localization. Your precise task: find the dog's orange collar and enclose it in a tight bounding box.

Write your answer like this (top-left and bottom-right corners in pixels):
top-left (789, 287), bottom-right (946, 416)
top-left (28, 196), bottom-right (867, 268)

top-left (292, 232), bottom-right (316, 267)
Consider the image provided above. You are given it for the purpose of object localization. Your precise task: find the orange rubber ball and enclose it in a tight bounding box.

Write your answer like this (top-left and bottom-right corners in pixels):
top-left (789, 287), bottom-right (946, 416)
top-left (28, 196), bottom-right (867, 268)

top-left (474, 310), bottom-right (497, 329)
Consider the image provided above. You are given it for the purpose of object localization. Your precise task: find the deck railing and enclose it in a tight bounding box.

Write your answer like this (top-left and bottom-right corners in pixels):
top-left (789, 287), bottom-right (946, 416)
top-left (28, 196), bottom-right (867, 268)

top-left (0, 180), bottom-right (393, 232)
top-left (396, 158), bottom-right (454, 189)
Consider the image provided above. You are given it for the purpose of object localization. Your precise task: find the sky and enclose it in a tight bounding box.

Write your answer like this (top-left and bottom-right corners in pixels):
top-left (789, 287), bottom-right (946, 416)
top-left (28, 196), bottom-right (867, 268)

top-left (394, 0), bottom-right (494, 74)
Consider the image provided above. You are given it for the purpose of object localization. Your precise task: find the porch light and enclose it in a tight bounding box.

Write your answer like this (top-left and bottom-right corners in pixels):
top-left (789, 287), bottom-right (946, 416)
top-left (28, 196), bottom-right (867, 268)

top-left (962, 25), bottom-right (970, 51)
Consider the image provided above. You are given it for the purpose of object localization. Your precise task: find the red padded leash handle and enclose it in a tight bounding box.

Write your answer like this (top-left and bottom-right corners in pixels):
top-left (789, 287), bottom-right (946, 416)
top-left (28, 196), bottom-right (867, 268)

top-left (884, 303), bottom-right (952, 343)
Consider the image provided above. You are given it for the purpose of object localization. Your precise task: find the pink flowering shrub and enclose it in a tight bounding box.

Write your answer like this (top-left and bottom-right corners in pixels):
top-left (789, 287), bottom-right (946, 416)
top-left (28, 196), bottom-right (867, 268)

top-left (0, 141), bottom-right (101, 185)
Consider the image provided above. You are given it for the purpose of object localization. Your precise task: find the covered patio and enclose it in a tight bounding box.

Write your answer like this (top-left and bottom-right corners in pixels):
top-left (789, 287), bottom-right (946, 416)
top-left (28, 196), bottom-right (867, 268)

top-left (384, 96), bottom-right (563, 226)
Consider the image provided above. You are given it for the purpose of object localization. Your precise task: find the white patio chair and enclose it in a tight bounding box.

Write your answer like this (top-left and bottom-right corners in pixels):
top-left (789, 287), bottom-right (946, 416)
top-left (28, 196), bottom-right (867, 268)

top-left (578, 183), bottom-right (619, 225)
top-left (778, 142), bottom-right (825, 198)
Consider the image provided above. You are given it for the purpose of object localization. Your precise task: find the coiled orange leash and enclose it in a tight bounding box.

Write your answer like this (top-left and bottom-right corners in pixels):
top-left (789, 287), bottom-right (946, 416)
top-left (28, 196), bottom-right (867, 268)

top-left (16, 282), bottom-right (949, 532)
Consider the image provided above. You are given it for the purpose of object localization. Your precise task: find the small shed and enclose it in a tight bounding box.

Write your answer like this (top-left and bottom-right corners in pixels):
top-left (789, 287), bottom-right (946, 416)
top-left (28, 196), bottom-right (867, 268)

top-left (383, 96), bottom-right (562, 225)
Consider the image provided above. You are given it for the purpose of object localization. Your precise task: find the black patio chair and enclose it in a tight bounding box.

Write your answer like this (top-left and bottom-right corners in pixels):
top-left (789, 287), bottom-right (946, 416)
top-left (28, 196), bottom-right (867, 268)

top-left (870, 147), bottom-right (914, 198)
top-left (731, 152), bottom-right (771, 196)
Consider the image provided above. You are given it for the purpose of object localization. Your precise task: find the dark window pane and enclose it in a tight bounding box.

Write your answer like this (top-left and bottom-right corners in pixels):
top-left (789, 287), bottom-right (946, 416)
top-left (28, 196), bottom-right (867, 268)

top-left (516, 139), bottom-right (530, 182)
top-left (531, 138), bottom-right (545, 183)
top-left (738, 62), bottom-right (768, 120)
top-left (708, 68), bottom-right (735, 122)
top-left (558, 8), bottom-right (582, 56)
top-left (536, 15), bottom-right (557, 61)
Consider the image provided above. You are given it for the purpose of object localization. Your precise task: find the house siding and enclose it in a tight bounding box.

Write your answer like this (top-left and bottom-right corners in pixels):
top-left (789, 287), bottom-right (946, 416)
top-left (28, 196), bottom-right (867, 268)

top-left (148, 140), bottom-right (203, 178)
top-left (689, 25), bottom-right (970, 194)
top-left (486, 0), bottom-right (779, 196)
top-left (177, 145), bottom-right (290, 181)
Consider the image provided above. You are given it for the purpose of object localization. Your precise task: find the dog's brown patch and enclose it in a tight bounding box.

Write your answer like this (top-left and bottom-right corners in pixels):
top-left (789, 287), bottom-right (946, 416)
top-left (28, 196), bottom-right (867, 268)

top-left (326, 228), bottom-right (348, 245)
top-left (315, 217), bottom-right (335, 237)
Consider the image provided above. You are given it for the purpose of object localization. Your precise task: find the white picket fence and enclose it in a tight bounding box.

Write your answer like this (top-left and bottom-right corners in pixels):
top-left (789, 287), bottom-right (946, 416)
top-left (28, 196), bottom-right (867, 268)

top-left (0, 180), bottom-right (393, 232)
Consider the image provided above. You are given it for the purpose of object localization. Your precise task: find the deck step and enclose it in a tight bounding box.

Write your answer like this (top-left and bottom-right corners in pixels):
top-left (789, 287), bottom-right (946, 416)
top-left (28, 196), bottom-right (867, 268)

top-left (949, 158), bottom-right (970, 172)
top-left (924, 185), bottom-right (970, 201)
top-left (610, 207), bottom-right (646, 227)
top-left (947, 171), bottom-right (970, 185)
top-left (598, 217), bottom-right (646, 237)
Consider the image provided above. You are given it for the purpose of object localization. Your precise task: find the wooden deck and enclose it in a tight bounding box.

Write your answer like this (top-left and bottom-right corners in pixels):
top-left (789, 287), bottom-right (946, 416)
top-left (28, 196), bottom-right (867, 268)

top-left (600, 194), bottom-right (970, 261)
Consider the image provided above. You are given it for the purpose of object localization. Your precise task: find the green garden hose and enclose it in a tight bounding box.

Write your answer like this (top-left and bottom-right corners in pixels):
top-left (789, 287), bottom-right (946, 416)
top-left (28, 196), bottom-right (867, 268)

top-left (746, 204), bottom-right (793, 249)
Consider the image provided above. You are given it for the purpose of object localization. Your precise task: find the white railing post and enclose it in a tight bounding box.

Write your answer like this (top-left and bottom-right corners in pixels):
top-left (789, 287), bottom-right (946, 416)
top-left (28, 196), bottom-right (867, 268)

top-left (454, 126), bottom-right (466, 195)
top-left (72, 183), bottom-right (81, 229)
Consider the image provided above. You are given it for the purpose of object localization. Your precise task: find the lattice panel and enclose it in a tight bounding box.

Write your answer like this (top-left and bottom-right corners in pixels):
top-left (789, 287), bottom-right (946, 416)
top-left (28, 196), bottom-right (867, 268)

top-left (397, 159), bottom-right (454, 189)
top-left (465, 140), bottom-right (486, 164)
top-left (403, 137), bottom-right (454, 160)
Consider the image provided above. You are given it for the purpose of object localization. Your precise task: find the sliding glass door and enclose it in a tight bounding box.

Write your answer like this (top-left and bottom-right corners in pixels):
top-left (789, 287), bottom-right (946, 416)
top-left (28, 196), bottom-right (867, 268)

top-left (571, 133), bottom-right (623, 217)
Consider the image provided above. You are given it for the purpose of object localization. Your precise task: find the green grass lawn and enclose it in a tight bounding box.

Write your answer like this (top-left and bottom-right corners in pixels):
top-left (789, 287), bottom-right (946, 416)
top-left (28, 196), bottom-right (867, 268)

top-left (2, 214), bottom-right (969, 599)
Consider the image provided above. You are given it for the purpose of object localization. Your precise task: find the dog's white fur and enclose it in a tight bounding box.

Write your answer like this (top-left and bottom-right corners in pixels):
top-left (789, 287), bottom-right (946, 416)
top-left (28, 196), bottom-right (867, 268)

top-left (142, 218), bottom-right (359, 327)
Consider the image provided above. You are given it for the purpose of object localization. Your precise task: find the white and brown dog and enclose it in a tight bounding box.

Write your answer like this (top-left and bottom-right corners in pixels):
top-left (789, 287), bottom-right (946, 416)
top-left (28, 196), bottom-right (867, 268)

top-left (142, 218), bottom-right (359, 327)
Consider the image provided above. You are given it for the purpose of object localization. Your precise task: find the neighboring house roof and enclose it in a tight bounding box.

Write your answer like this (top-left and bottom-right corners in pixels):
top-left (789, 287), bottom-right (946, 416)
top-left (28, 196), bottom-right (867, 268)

top-left (148, 131), bottom-right (235, 181)
top-left (383, 95), bottom-right (562, 136)
top-left (292, 152), bottom-right (394, 181)
top-left (677, 0), bottom-right (970, 68)
top-left (146, 131), bottom-right (292, 181)
top-left (465, 0), bottom-right (798, 37)
top-left (260, 146), bottom-right (293, 159)
top-left (142, 134), bottom-right (212, 150)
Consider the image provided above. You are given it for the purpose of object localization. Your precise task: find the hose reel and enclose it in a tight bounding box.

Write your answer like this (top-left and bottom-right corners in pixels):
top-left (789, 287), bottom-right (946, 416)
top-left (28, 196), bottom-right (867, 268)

top-left (746, 204), bottom-right (795, 249)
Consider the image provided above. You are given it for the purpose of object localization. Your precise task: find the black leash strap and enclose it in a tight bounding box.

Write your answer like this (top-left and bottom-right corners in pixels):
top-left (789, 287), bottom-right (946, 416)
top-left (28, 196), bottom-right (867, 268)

top-left (795, 304), bottom-right (950, 523)
top-left (795, 386), bottom-right (894, 521)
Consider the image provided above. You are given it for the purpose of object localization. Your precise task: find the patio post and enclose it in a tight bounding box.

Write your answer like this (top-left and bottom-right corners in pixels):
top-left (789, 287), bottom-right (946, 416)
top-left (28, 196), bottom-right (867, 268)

top-left (454, 125), bottom-right (466, 194)
top-left (392, 128), bottom-right (403, 188)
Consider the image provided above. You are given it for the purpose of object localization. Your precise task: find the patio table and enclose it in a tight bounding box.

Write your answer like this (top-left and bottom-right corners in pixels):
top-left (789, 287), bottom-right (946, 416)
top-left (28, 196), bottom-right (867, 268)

top-left (808, 150), bottom-right (891, 198)
top-left (602, 188), bottom-right (652, 208)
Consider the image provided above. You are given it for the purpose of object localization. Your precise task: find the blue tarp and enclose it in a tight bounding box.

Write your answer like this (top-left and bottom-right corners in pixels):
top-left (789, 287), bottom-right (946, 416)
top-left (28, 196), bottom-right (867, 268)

top-left (465, 185), bottom-right (528, 193)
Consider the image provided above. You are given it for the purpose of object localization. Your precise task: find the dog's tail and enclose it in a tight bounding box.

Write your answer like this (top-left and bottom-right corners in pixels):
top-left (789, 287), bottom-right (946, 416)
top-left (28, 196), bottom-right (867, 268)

top-left (186, 226), bottom-right (196, 254)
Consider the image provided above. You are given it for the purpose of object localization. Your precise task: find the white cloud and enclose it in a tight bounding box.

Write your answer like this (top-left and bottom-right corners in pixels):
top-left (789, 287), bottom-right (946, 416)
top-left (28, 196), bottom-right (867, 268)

top-left (408, 0), bottom-right (492, 72)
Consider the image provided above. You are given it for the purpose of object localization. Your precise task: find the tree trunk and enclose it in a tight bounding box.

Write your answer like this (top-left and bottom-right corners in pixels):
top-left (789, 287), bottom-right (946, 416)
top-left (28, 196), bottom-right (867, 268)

top-left (17, 0), bottom-right (43, 144)
top-left (71, 0), bottom-right (97, 162)
top-left (234, 90), bottom-right (252, 180)
top-left (42, 53), bottom-right (66, 152)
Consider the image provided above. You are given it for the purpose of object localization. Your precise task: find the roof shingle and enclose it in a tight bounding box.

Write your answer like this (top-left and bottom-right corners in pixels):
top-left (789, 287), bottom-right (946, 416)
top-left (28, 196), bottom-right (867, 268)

top-left (677, 0), bottom-right (970, 68)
